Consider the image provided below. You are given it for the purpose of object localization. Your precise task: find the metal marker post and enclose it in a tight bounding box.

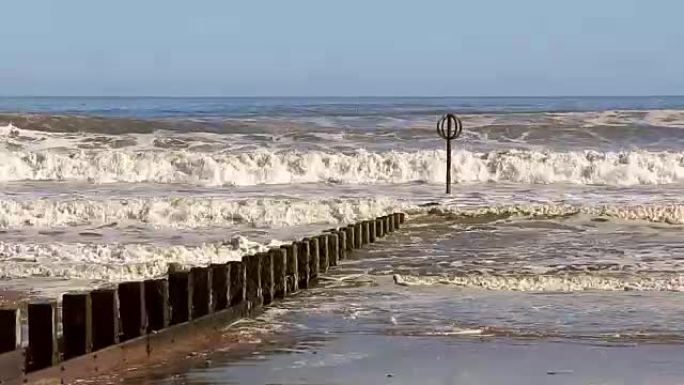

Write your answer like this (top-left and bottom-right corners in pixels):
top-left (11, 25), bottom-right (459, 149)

top-left (436, 114), bottom-right (463, 194)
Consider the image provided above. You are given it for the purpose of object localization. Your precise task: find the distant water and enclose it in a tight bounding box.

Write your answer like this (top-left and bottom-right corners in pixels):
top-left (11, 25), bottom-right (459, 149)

top-left (1, 96), bottom-right (684, 344)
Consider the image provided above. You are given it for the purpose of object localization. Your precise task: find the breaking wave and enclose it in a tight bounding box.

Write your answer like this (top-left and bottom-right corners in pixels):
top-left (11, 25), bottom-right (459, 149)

top-left (393, 273), bottom-right (684, 292)
top-left (432, 202), bottom-right (684, 225)
top-left (2, 148), bottom-right (684, 186)
top-left (0, 196), bottom-right (406, 229)
top-left (0, 237), bottom-right (273, 281)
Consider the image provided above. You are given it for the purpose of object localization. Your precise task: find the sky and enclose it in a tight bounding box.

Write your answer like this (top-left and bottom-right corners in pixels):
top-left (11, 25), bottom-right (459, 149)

top-left (1, 0), bottom-right (683, 96)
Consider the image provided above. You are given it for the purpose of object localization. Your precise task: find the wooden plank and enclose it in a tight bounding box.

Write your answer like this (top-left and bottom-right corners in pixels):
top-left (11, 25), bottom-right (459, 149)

top-left (191, 267), bottom-right (211, 319)
top-left (118, 281), bottom-right (146, 342)
top-left (270, 248), bottom-right (287, 299)
top-left (169, 271), bottom-right (192, 325)
top-left (228, 261), bottom-right (245, 307)
top-left (0, 308), bottom-right (20, 353)
top-left (210, 264), bottom-right (229, 312)
top-left (145, 278), bottom-right (170, 332)
top-left (281, 243), bottom-right (298, 293)
top-left (27, 301), bottom-right (58, 372)
top-left (259, 252), bottom-right (274, 305)
top-left (91, 288), bottom-right (119, 351)
top-left (62, 292), bottom-right (93, 359)
top-left (297, 240), bottom-right (310, 289)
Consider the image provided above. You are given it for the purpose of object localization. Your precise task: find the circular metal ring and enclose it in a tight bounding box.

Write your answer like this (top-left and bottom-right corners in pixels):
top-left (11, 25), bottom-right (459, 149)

top-left (437, 113), bottom-right (463, 140)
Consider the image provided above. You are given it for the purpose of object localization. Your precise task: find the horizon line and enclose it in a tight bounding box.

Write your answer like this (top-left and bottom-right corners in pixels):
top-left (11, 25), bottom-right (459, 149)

top-left (1, 94), bottom-right (684, 99)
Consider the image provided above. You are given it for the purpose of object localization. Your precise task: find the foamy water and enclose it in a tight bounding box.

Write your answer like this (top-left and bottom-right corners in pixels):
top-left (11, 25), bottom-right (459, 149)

top-left (2, 97), bottom-right (684, 341)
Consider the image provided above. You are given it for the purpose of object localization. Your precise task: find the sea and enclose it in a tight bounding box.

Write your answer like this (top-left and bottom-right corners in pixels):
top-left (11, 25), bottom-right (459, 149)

top-left (3, 96), bottom-right (684, 383)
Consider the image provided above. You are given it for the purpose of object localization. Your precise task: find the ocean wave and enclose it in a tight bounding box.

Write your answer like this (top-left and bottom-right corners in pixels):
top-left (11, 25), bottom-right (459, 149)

top-left (432, 202), bottom-right (684, 225)
top-left (0, 237), bottom-right (272, 281)
top-left (0, 196), bottom-right (405, 229)
top-left (2, 147), bottom-right (684, 186)
top-left (393, 273), bottom-right (684, 292)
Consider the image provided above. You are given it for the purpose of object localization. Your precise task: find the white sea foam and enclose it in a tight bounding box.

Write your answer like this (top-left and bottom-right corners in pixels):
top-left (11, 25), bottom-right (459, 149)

top-left (0, 196), bottom-right (407, 229)
top-left (434, 203), bottom-right (684, 225)
top-left (393, 273), bottom-right (684, 292)
top-left (0, 237), bottom-right (274, 281)
top-left (2, 147), bottom-right (684, 186)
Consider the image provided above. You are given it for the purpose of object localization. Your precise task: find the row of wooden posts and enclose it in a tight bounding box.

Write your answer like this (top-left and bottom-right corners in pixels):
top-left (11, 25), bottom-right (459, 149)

top-left (0, 212), bottom-right (405, 381)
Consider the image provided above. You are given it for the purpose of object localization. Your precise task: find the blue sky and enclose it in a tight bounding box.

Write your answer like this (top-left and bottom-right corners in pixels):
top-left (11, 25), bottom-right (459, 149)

top-left (1, 0), bottom-right (682, 96)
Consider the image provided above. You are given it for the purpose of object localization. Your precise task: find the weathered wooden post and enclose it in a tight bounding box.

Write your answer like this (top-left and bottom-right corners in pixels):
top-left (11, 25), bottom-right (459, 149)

top-left (145, 278), bottom-right (169, 332)
top-left (228, 261), bottom-right (245, 307)
top-left (0, 308), bottom-right (20, 353)
top-left (191, 267), bottom-right (211, 318)
top-left (337, 229), bottom-right (347, 260)
top-left (0, 308), bottom-right (22, 381)
top-left (362, 221), bottom-right (371, 244)
top-left (345, 225), bottom-right (355, 251)
top-left (243, 254), bottom-right (262, 309)
top-left (354, 223), bottom-right (363, 248)
top-left (327, 232), bottom-right (340, 266)
top-left (383, 215), bottom-right (391, 234)
top-left (118, 281), bottom-right (146, 341)
top-left (369, 219), bottom-right (377, 243)
top-left (62, 292), bottom-right (93, 359)
top-left (281, 243), bottom-right (298, 293)
top-left (27, 301), bottom-right (58, 371)
top-left (270, 248), bottom-right (287, 299)
top-left (210, 264), bottom-right (229, 312)
top-left (297, 240), bottom-right (311, 289)
top-left (376, 217), bottom-right (385, 238)
top-left (259, 251), bottom-right (274, 305)
top-left (169, 271), bottom-right (192, 325)
top-left (317, 234), bottom-right (329, 273)
top-left (91, 289), bottom-right (119, 350)
top-left (436, 113), bottom-right (463, 194)
top-left (308, 237), bottom-right (320, 284)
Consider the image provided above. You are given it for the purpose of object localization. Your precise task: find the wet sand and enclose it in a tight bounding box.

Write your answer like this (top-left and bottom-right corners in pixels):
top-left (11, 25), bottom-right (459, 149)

top-left (129, 336), bottom-right (684, 385)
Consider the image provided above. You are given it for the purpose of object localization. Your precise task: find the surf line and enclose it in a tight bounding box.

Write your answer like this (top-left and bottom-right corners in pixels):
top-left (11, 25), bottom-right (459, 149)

top-left (0, 213), bottom-right (406, 384)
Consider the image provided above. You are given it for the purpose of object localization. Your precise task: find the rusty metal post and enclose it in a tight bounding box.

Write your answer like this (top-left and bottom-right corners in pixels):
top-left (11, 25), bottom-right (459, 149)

top-left (0, 309), bottom-right (20, 353)
top-left (210, 264), bottom-right (229, 312)
top-left (228, 261), bottom-right (245, 306)
top-left (281, 243), bottom-right (298, 293)
top-left (259, 251), bottom-right (274, 305)
top-left (145, 278), bottom-right (169, 332)
top-left (91, 288), bottom-right (119, 350)
top-left (27, 301), bottom-right (58, 371)
top-left (270, 248), bottom-right (287, 299)
top-left (62, 292), bottom-right (93, 359)
top-left (437, 114), bottom-right (463, 194)
top-left (191, 267), bottom-right (211, 319)
top-left (169, 271), bottom-right (192, 325)
top-left (118, 281), bottom-right (146, 341)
